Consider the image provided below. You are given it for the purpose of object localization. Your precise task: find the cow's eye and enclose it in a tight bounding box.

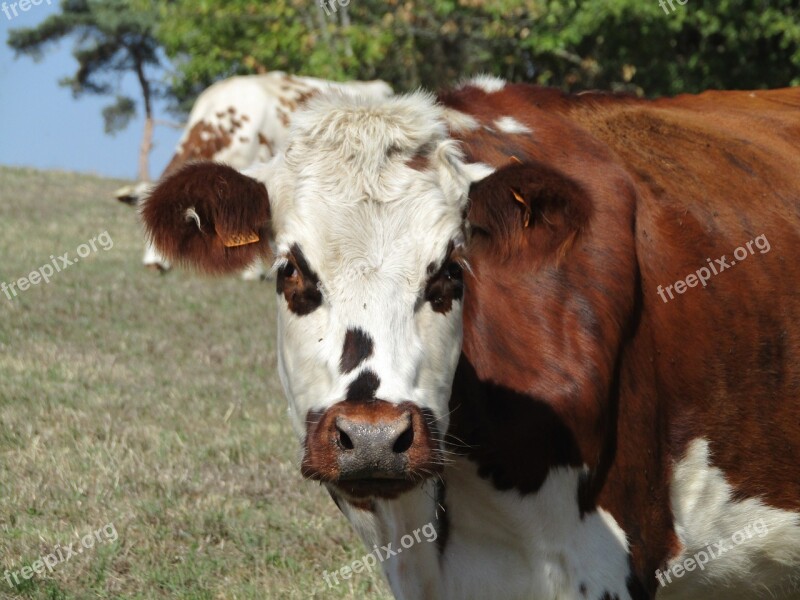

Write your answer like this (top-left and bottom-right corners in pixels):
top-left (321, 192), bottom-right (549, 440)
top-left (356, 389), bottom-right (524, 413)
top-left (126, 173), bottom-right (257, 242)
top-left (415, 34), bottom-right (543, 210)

top-left (424, 260), bottom-right (464, 314)
top-left (282, 262), bottom-right (296, 279)
top-left (446, 261), bottom-right (463, 281)
top-left (276, 245), bottom-right (322, 315)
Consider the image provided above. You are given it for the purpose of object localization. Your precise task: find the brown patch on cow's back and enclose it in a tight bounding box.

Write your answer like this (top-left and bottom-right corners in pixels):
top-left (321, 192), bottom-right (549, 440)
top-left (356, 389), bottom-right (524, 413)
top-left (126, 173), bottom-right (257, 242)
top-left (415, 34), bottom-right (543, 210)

top-left (276, 107), bottom-right (290, 128)
top-left (278, 95), bottom-right (297, 111)
top-left (162, 121), bottom-right (233, 176)
top-left (257, 132), bottom-right (275, 156)
top-left (294, 88), bottom-right (320, 108)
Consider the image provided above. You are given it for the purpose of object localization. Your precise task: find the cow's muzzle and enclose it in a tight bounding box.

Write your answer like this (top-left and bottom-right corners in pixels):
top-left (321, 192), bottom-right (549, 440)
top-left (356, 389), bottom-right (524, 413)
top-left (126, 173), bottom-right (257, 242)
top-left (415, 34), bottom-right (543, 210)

top-left (302, 400), bottom-right (441, 499)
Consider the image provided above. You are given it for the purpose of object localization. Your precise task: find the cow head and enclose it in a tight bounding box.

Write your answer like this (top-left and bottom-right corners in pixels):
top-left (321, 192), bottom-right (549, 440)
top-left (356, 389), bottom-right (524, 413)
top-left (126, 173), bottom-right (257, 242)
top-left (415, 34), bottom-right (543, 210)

top-left (114, 181), bottom-right (152, 206)
top-left (142, 92), bottom-right (490, 500)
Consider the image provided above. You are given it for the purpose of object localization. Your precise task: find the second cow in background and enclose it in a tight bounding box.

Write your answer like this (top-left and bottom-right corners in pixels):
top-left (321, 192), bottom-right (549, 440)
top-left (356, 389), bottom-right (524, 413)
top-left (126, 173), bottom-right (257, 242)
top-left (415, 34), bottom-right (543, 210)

top-left (116, 72), bottom-right (393, 278)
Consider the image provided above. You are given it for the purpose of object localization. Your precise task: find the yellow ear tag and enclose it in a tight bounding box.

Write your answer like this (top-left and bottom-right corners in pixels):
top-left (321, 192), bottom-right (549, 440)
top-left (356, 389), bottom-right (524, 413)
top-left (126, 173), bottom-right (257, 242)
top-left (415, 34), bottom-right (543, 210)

top-left (217, 228), bottom-right (260, 248)
top-left (511, 189), bottom-right (531, 228)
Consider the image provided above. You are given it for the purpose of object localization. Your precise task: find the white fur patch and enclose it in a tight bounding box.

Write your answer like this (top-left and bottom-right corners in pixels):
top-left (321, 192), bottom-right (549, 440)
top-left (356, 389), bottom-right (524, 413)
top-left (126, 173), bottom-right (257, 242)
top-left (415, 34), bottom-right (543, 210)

top-left (141, 237), bottom-right (170, 270)
top-left (465, 74), bottom-right (507, 93)
top-left (658, 438), bottom-right (800, 599)
top-left (351, 460), bottom-right (633, 600)
top-left (460, 161), bottom-right (495, 183)
top-left (495, 116), bottom-right (532, 134)
top-left (337, 440), bottom-right (800, 599)
top-left (438, 460), bottom-right (632, 600)
top-left (441, 107), bottom-right (480, 132)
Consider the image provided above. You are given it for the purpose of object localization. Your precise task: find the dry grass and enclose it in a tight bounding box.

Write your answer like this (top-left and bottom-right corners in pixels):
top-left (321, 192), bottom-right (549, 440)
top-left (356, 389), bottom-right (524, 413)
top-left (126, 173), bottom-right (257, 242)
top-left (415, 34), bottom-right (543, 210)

top-left (0, 166), bottom-right (391, 599)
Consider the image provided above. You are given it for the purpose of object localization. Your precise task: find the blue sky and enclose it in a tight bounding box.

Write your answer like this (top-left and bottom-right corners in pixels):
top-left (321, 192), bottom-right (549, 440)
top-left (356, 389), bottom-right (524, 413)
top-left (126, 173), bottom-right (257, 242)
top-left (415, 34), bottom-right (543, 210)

top-left (0, 3), bottom-right (181, 181)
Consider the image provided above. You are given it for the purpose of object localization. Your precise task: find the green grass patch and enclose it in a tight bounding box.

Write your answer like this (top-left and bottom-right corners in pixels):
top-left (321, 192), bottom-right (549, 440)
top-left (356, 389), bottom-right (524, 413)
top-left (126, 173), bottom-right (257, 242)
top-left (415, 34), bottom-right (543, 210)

top-left (0, 166), bottom-right (390, 599)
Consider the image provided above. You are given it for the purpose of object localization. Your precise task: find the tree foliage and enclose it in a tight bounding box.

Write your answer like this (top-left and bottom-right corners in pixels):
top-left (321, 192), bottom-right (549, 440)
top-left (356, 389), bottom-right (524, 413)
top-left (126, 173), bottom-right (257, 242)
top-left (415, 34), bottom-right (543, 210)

top-left (152, 0), bottom-right (800, 107)
top-left (544, 0), bottom-right (800, 96)
top-left (8, 0), bottom-right (798, 177)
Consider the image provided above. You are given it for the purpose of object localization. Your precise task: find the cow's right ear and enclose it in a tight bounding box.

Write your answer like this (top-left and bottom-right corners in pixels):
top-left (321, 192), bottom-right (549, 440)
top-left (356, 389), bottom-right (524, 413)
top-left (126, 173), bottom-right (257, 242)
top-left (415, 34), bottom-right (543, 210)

top-left (141, 161), bottom-right (271, 275)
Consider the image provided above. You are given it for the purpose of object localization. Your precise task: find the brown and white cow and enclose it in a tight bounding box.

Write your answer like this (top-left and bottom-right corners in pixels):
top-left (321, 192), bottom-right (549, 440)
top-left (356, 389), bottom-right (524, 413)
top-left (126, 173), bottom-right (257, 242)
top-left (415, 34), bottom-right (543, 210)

top-left (115, 72), bottom-right (392, 276)
top-left (141, 78), bottom-right (800, 599)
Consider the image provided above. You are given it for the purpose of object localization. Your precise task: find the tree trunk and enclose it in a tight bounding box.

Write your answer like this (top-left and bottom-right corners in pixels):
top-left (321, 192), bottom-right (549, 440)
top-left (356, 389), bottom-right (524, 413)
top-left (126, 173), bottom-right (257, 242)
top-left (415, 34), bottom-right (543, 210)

top-left (339, 5), bottom-right (354, 58)
top-left (314, 1), bottom-right (332, 46)
top-left (134, 56), bottom-right (153, 182)
top-left (138, 115), bottom-right (153, 182)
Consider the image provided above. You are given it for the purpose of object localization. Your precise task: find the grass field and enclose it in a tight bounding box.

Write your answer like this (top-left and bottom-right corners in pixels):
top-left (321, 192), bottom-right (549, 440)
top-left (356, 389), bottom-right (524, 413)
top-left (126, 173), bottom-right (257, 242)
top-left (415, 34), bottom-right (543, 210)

top-left (0, 166), bottom-right (390, 599)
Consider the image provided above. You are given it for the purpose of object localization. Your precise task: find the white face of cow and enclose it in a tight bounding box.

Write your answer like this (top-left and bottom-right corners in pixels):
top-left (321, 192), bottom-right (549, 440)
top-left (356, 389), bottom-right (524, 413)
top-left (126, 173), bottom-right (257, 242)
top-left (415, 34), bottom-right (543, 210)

top-left (143, 91), bottom-right (489, 500)
top-left (249, 93), bottom-right (480, 499)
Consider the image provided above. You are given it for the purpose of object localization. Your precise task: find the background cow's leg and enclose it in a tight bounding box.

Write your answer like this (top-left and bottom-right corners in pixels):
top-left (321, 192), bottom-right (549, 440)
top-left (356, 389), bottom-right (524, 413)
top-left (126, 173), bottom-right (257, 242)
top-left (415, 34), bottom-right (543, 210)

top-left (142, 237), bottom-right (171, 273)
top-left (240, 257), bottom-right (269, 281)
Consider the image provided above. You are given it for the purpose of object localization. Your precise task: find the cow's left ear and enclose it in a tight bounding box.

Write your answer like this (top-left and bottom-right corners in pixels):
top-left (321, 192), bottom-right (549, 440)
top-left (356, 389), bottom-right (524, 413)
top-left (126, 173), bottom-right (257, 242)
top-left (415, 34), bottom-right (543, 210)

top-left (466, 161), bottom-right (592, 257)
top-left (141, 161), bottom-right (271, 275)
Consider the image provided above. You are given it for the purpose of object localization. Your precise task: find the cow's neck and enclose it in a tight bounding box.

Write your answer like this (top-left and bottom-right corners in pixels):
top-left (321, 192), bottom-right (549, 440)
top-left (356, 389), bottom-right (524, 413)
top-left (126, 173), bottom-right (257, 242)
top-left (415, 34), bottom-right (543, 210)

top-left (368, 458), bottom-right (634, 600)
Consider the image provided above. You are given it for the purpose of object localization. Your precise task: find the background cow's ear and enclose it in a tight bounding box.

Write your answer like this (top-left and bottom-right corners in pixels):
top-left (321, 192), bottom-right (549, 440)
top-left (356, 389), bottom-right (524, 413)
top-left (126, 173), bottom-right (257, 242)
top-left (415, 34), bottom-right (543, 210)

top-left (141, 161), bottom-right (271, 275)
top-left (466, 161), bottom-right (592, 258)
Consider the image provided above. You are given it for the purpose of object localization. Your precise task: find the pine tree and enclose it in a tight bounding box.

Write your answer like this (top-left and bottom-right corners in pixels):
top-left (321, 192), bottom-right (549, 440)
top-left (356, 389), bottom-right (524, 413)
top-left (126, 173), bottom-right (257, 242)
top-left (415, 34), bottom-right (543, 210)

top-left (8, 0), bottom-right (163, 180)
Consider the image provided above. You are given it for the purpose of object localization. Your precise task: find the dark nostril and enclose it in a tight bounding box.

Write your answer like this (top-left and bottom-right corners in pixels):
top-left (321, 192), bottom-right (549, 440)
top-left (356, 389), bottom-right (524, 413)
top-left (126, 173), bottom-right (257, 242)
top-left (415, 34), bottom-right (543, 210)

top-left (337, 428), bottom-right (354, 450)
top-left (392, 423), bottom-right (414, 454)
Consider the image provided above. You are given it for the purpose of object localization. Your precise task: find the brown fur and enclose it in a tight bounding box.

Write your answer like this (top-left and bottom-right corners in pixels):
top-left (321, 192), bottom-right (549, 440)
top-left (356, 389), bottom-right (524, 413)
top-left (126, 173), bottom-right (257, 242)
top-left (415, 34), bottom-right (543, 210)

top-left (257, 132), bottom-right (274, 156)
top-left (467, 161), bottom-right (592, 262)
top-left (442, 83), bottom-right (800, 594)
top-left (141, 162), bottom-right (271, 274)
top-left (162, 121), bottom-right (235, 176)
